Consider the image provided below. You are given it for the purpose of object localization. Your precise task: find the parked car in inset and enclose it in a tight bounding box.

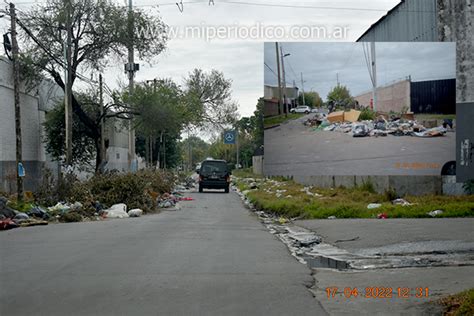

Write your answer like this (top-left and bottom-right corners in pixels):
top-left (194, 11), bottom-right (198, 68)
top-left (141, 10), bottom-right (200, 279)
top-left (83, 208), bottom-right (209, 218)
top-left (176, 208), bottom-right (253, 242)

top-left (197, 159), bottom-right (231, 193)
top-left (290, 105), bottom-right (311, 114)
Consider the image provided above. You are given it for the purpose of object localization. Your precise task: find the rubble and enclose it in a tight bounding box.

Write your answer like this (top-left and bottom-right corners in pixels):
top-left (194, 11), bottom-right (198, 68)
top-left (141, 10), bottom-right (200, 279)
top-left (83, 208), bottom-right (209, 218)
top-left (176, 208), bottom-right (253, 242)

top-left (307, 114), bottom-right (449, 138)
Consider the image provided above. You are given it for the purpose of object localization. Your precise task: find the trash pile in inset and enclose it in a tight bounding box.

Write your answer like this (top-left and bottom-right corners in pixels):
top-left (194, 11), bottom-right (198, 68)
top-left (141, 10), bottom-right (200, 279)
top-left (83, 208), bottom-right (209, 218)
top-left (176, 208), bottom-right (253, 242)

top-left (304, 110), bottom-right (452, 138)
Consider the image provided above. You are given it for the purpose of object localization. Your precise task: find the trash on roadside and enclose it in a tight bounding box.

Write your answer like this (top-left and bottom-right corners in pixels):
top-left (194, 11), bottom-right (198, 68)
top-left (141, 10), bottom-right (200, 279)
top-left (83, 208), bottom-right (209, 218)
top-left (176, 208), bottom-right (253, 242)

top-left (344, 109), bottom-right (361, 122)
top-left (278, 217), bottom-right (288, 224)
top-left (179, 197), bottom-right (194, 201)
top-left (327, 111), bottom-right (345, 123)
top-left (48, 202), bottom-right (71, 214)
top-left (0, 196), bottom-right (16, 219)
top-left (27, 206), bottom-right (49, 219)
top-left (128, 208), bottom-right (143, 217)
top-left (414, 127), bottom-right (447, 138)
top-left (13, 212), bottom-right (29, 221)
top-left (19, 219), bottom-right (48, 227)
top-left (0, 218), bottom-right (19, 230)
top-left (103, 203), bottom-right (129, 218)
top-left (288, 232), bottom-right (322, 247)
top-left (367, 203), bottom-right (382, 209)
top-left (352, 123), bottom-right (369, 137)
top-left (392, 198), bottom-right (412, 206)
top-left (327, 216), bottom-right (337, 219)
top-left (377, 213), bottom-right (388, 219)
top-left (428, 210), bottom-right (444, 217)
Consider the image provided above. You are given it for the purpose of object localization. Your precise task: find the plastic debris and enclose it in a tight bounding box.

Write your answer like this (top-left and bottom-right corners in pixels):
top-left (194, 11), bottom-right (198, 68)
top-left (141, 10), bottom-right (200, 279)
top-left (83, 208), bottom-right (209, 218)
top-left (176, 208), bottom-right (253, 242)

top-left (352, 123), bottom-right (369, 137)
top-left (377, 213), bottom-right (388, 219)
top-left (128, 208), bottom-right (143, 217)
top-left (48, 202), bottom-right (71, 214)
top-left (367, 203), bottom-right (382, 209)
top-left (0, 196), bottom-right (16, 219)
top-left (27, 206), bottom-right (50, 220)
top-left (13, 212), bottom-right (29, 220)
top-left (428, 210), bottom-right (444, 217)
top-left (103, 203), bottom-right (129, 218)
top-left (0, 219), bottom-right (19, 230)
top-left (327, 216), bottom-right (337, 219)
top-left (392, 198), bottom-right (412, 206)
top-left (179, 197), bottom-right (194, 201)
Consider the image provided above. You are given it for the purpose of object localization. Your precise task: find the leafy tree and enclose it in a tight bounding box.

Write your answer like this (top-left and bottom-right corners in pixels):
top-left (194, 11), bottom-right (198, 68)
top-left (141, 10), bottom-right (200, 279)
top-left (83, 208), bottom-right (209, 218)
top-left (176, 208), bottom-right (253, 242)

top-left (43, 92), bottom-right (98, 169)
top-left (298, 91), bottom-right (323, 108)
top-left (17, 0), bottom-right (167, 170)
top-left (327, 85), bottom-right (355, 109)
top-left (183, 69), bottom-right (239, 129)
top-left (178, 136), bottom-right (211, 170)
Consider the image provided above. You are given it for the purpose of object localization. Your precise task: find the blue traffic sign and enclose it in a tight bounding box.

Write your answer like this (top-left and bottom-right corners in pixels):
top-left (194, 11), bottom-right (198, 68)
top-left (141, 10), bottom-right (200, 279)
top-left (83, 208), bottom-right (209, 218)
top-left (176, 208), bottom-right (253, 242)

top-left (223, 130), bottom-right (236, 144)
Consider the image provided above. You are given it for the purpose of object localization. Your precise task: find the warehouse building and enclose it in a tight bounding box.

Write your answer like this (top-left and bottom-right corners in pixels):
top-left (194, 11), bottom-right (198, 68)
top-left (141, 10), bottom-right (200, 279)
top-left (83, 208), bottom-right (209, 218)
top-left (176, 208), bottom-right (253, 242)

top-left (354, 77), bottom-right (456, 114)
top-left (357, 0), bottom-right (473, 103)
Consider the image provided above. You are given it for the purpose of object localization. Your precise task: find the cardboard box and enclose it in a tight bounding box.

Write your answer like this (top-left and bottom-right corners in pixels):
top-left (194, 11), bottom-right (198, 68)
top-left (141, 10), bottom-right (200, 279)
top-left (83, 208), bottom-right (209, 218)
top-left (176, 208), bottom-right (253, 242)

top-left (327, 111), bottom-right (345, 123)
top-left (344, 109), bottom-right (361, 122)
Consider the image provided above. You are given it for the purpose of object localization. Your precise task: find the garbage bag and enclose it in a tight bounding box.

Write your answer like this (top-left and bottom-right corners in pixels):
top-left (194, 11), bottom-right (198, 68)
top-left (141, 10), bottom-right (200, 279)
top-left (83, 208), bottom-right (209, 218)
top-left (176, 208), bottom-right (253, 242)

top-left (27, 206), bottom-right (50, 219)
top-left (104, 203), bottom-right (129, 218)
top-left (367, 203), bottom-right (382, 209)
top-left (352, 123), bottom-right (369, 137)
top-left (0, 219), bottom-right (19, 230)
top-left (128, 209), bottom-right (143, 217)
top-left (13, 212), bottom-right (29, 220)
top-left (0, 197), bottom-right (16, 219)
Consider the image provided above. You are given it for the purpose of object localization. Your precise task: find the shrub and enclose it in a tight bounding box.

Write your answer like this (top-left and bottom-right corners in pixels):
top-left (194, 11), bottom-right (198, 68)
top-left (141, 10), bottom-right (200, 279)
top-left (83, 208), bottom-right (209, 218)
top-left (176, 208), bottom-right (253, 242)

top-left (62, 212), bottom-right (82, 222)
top-left (359, 108), bottom-right (376, 121)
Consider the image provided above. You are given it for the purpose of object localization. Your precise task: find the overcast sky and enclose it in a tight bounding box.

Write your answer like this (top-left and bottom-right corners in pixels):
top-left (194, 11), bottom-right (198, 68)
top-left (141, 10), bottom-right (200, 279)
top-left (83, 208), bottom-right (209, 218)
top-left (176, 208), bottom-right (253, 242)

top-left (0, 0), bottom-right (411, 118)
top-left (264, 42), bottom-right (456, 101)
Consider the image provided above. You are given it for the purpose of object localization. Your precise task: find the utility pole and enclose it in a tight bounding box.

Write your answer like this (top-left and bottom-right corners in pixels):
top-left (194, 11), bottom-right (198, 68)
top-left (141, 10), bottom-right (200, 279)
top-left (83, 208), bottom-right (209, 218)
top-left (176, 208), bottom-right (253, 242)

top-left (300, 72), bottom-right (306, 106)
top-left (280, 45), bottom-right (288, 117)
top-left (65, 0), bottom-right (73, 166)
top-left (127, 0), bottom-right (137, 172)
top-left (99, 74), bottom-right (105, 171)
top-left (236, 130), bottom-right (239, 169)
top-left (10, 3), bottom-right (23, 201)
top-left (371, 42), bottom-right (377, 112)
top-left (275, 42), bottom-right (283, 115)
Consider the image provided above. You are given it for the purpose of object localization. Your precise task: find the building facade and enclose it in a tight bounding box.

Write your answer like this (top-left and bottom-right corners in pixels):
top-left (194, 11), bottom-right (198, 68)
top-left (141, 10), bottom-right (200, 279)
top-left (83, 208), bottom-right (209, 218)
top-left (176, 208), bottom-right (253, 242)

top-left (357, 0), bottom-right (473, 103)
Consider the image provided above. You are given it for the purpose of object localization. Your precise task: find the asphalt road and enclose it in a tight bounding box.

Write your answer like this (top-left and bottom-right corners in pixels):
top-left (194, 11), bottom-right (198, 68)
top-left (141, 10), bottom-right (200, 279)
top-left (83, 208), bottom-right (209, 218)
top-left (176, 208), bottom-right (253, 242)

top-left (0, 191), bottom-right (326, 316)
top-left (264, 114), bottom-right (456, 176)
top-left (297, 218), bottom-right (474, 315)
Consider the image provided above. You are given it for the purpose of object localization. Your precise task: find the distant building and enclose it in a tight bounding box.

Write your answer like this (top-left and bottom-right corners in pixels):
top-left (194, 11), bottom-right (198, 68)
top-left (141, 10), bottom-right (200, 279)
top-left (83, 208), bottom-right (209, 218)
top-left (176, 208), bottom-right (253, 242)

top-left (263, 85), bottom-right (299, 117)
top-left (0, 56), bottom-right (133, 193)
top-left (357, 0), bottom-right (473, 103)
top-left (0, 56), bottom-right (63, 192)
top-left (354, 78), bottom-right (456, 114)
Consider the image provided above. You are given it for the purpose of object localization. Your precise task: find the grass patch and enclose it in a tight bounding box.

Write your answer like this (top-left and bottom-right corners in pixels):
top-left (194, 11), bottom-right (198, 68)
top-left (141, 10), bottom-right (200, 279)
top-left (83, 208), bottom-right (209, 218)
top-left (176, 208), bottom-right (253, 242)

top-left (440, 289), bottom-right (474, 316)
top-left (264, 113), bottom-right (305, 128)
top-left (235, 177), bottom-right (474, 219)
top-left (233, 168), bottom-right (263, 179)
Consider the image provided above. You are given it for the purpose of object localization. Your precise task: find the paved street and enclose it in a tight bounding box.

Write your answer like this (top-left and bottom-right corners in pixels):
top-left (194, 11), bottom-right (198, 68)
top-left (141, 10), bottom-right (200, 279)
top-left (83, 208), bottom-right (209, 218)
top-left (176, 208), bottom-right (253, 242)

top-left (0, 191), bottom-right (326, 316)
top-left (264, 114), bottom-right (455, 176)
top-left (297, 218), bottom-right (474, 315)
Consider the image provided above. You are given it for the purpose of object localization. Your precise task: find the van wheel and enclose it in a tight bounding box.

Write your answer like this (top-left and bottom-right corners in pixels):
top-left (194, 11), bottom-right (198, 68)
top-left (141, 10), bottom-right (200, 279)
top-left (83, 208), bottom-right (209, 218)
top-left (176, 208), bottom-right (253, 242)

top-left (199, 185), bottom-right (203, 193)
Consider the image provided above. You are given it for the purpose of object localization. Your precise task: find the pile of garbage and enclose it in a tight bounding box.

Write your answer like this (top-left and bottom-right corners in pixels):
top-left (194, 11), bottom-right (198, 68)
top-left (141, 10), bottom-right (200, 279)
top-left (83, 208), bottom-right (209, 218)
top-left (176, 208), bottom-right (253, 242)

top-left (305, 111), bottom-right (450, 138)
top-left (0, 196), bottom-right (49, 230)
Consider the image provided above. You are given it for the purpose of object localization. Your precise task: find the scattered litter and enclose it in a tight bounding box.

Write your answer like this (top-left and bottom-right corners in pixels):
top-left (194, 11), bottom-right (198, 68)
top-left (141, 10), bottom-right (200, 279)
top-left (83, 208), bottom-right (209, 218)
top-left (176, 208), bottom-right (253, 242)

top-left (19, 219), bottom-right (48, 227)
top-left (278, 217), bottom-right (288, 224)
top-left (48, 202), bottom-right (71, 214)
top-left (288, 232), bottom-right (322, 247)
top-left (0, 196), bottom-right (16, 219)
top-left (128, 209), bottom-right (143, 217)
top-left (0, 219), bottom-right (19, 230)
top-left (327, 216), bottom-right (337, 219)
top-left (13, 212), bottom-right (29, 221)
top-left (392, 198), bottom-right (412, 206)
top-left (428, 210), bottom-right (444, 217)
top-left (352, 123), bottom-right (369, 137)
top-left (367, 203), bottom-right (382, 209)
top-left (377, 213), bottom-right (388, 219)
top-left (103, 203), bottom-right (129, 218)
top-left (179, 197), bottom-right (194, 201)
top-left (27, 206), bottom-right (50, 219)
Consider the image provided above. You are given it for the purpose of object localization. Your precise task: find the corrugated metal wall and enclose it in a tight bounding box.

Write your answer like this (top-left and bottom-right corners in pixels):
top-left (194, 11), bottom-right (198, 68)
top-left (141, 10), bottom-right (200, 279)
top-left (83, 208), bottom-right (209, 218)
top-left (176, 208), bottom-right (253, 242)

top-left (358, 0), bottom-right (438, 42)
top-left (410, 79), bottom-right (456, 114)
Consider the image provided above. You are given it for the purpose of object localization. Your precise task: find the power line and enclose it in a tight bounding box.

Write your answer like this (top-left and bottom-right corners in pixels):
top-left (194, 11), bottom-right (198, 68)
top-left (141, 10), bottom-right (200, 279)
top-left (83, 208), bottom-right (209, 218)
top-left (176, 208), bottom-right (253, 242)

top-left (264, 61), bottom-right (277, 78)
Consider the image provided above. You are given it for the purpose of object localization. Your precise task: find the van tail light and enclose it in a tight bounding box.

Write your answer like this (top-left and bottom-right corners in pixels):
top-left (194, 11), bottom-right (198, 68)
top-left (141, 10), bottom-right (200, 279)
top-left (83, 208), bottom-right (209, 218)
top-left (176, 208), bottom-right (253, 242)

top-left (199, 175), bottom-right (203, 182)
top-left (226, 175), bottom-right (231, 183)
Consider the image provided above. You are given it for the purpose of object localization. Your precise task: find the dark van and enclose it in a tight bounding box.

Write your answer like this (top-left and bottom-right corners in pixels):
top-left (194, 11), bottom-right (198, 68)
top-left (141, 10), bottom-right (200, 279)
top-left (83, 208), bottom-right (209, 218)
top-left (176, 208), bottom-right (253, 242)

top-left (198, 159), bottom-right (231, 193)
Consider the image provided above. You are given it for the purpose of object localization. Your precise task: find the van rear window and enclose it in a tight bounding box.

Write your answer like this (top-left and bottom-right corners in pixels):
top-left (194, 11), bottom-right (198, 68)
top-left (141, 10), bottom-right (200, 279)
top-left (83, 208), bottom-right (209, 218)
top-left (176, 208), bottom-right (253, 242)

top-left (201, 161), bottom-right (227, 174)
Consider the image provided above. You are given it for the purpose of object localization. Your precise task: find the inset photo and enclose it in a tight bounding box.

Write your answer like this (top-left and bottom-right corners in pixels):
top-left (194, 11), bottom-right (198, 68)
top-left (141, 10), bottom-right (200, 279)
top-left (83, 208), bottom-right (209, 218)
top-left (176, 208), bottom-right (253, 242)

top-left (263, 42), bottom-right (456, 176)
